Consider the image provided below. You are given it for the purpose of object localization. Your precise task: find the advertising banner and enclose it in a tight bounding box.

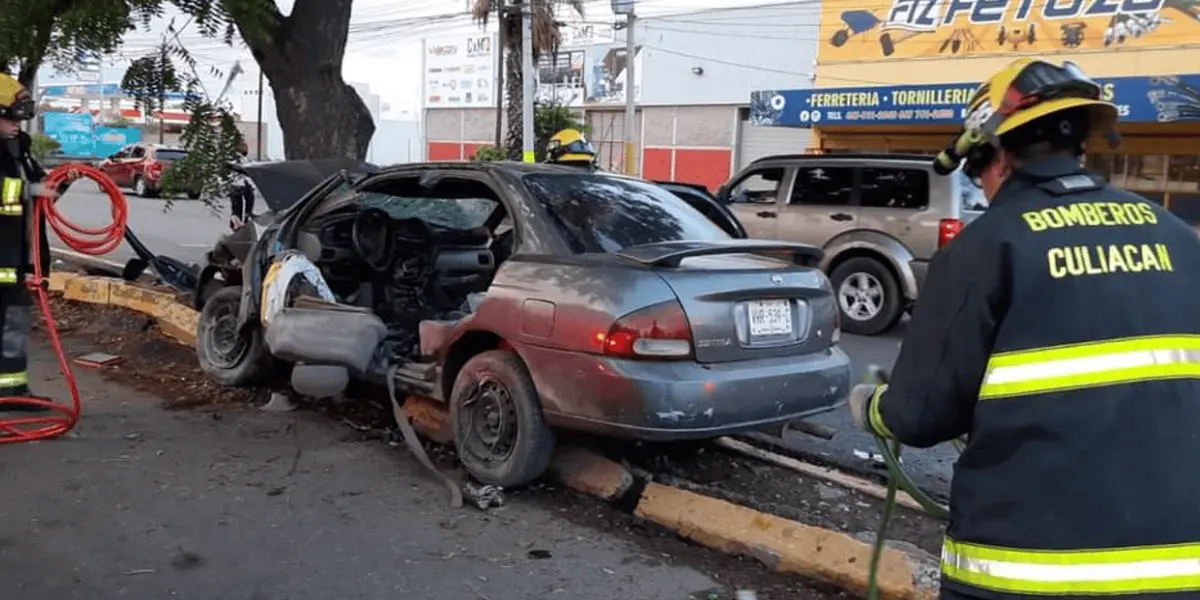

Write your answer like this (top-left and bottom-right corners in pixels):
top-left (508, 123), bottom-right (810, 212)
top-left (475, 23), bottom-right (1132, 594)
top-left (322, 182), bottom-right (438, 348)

top-left (43, 112), bottom-right (141, 157)
top-left (751, 74), bottom-right (1200, 127)
top-left (819, 0), bottom-right (1200, 62)
top-left (41, 83), bottom-right (187, 100)
top-left (423, 33), bottom-right (498, 109)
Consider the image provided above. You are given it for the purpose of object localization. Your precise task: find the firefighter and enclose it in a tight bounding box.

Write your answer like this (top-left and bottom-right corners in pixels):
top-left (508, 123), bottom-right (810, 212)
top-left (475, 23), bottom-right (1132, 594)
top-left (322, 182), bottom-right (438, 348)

top-left (0, 73), bottom-right (55, 411)
top-left (848, 58), bottom-right (1200, 599)
top-left (228, 139), bottom-right (254, 229)
top-left (545, 128), bottom-right (598, 169)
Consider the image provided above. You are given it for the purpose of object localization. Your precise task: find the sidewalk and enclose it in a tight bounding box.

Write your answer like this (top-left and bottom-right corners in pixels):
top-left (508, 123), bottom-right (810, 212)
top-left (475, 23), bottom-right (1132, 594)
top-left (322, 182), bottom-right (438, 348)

top-left (0, 342), bottom-right (720, 600)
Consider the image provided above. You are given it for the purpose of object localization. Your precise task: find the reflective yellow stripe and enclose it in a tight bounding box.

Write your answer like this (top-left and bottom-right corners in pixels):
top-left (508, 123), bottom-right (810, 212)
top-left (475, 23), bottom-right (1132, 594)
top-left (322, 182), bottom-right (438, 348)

top-left (979, 335), bottom-right (1200, 399)
top-left (943, 537), bottom-right (1200, 594)
top-left (0, 371), bottom-right (27, 388)
top-left (866, 384), bottom-right (895, 439)
top-left (2, 177), bottom-right (21, 205)
top-left (0, 203), bottom-right (22, 215)
top-left (0, 268), bottom-right (16, 284)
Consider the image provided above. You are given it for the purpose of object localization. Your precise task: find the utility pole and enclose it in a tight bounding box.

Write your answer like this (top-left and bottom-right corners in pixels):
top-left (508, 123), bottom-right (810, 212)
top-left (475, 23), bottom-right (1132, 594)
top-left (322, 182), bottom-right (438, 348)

top-left (256, 70), bottom-right (264, 160)
top-left (494, 0), bottom-right (505, 148)
top-left (520, 0), bottom-right (535, 163)
top-left (158, 42), bottom-right (167, 144)
top-left (613, 0), bottom-right (637, 175)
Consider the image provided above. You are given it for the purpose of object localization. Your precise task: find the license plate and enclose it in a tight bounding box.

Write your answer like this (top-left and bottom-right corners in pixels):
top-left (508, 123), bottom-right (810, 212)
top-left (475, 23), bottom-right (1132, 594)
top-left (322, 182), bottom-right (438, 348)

top-left (748, 299), bottom-right (792, 337)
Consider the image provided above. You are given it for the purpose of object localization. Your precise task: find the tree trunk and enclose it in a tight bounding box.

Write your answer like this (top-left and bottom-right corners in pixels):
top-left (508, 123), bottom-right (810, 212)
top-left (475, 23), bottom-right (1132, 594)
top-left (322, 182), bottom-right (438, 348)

top-left (503, 30), bottom-right (524, 161)
top-left (235, 0), bottom-right (374, 160)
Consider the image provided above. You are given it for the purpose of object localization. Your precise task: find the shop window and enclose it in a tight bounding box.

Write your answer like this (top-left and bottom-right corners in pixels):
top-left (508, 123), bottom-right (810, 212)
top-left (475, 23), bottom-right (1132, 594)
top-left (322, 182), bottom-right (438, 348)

top-left (727, 167), bottom-right (784, 204)
top-left (1167, 155), bottom-right (1200, 192)
top-left (789, 166), bottom-right (854, 206)
top-left (859, 168), bottom-right (929, 210)
top-left (1123, 155), bottom-right (1168, 192)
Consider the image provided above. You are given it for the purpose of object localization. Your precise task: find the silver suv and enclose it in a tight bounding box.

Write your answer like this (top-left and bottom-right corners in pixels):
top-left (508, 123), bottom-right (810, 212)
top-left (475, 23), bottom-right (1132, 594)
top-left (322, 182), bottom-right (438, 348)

top-left (718, 154), bottom-right (987, 336)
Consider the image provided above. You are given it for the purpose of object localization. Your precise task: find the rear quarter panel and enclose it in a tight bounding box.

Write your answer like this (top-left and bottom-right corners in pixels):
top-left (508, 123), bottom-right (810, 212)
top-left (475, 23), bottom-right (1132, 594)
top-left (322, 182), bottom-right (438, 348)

top-left (459, 255), bottom-right (680, 420)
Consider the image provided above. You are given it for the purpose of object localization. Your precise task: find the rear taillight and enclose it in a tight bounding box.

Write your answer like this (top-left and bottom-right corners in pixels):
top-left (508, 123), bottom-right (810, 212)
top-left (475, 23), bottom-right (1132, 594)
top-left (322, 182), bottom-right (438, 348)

top-left (938, 218), bottom-right (964, 248)
top-left (146, 162), bottom-right (163, 177)
top-left (601, 300), bottom-right (692, 360)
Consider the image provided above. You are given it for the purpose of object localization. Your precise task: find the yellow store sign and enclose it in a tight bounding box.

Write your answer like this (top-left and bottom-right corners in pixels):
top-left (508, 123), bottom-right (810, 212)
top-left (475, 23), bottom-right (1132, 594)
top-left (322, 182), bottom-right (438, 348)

top-left (820, 0), bottom-right (1200, 61)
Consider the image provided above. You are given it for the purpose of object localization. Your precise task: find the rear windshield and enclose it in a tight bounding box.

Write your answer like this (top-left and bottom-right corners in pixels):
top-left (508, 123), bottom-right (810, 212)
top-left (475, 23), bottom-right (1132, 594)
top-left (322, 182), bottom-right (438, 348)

top-left (523, 173), bottom-right (730, 253)
top-left (156, 149), bottom-right (188, 161)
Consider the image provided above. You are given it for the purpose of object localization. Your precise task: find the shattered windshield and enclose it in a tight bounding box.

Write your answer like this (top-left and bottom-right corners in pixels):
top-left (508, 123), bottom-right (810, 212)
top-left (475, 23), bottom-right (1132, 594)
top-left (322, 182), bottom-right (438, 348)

top-left (359, 193), bottom-right (497, 230)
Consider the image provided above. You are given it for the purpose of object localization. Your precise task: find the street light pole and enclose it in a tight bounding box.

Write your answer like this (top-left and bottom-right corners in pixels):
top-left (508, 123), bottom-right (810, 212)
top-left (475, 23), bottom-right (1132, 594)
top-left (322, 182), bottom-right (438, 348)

top-left (622, 11), bottom-right (636, 175)
top-left (256, 70), bottom-right (264, 160)
top-left (520, 0), bottom-right (535, 163)
top-left (612, 0), bottom-right (637, 175)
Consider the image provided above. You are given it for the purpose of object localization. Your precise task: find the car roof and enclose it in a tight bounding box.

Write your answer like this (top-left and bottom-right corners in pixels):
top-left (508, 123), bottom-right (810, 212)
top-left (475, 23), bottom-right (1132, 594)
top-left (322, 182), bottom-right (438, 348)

top-left (375, 161), bottom-right (645, 181)
top-left (750, 152), bottom-right (935, 165)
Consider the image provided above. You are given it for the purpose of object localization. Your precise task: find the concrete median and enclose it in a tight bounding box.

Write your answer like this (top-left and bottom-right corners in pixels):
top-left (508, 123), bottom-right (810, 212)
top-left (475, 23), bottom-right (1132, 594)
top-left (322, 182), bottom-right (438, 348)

top-left (47, 270), bottom-right (940, 600)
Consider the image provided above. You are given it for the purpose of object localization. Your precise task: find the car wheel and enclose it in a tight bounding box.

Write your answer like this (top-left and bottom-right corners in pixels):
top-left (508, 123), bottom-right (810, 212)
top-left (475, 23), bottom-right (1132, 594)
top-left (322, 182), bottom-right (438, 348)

top-left (196, 285), bottom-right (275, 387)
top-left (830, 256), bottom-right (903, 336)
top-left (133, 176), bottom-right (154, 198)
top-left (450, 349), bottom-right (556, 488)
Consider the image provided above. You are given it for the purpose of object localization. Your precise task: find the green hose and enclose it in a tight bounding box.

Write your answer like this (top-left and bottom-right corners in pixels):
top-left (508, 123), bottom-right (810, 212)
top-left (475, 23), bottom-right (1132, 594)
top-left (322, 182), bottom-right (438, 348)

top-left (862, 368), bottom-right (961, 600)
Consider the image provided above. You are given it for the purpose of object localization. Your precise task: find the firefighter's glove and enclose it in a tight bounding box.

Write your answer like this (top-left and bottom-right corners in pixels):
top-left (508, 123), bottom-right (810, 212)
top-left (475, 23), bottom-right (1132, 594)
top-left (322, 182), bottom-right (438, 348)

top-left (849, 384), bottom-right (881, 434)
top-left (849, 365), bottom-right (891, 436)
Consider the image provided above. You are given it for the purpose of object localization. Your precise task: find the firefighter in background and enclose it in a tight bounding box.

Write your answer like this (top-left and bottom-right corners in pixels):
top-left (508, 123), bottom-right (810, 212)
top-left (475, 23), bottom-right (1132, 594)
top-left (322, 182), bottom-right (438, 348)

top-left (545, 128), bottom-right (598, 170)
top-left (0, 74), bottom-right (56, 411)
top-left (228, 139), bottom-right (255, 229)
top-left (848, 58), bottom-right (1200, 598)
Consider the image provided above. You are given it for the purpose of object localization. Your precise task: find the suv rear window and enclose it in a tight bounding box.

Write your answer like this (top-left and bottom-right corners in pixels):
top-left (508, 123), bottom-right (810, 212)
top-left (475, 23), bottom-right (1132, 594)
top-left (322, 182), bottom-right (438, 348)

top-left (523, 173), bottom-right (729, 253)
top-left (156, 149), bottom-right (188, 161)
top-left (859, 167), bottom-right (929, 210)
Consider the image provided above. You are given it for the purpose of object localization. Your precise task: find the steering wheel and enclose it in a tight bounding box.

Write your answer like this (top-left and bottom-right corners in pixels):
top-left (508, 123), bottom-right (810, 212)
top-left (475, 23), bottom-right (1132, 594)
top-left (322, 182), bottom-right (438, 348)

top-left (351, 207), bottom-right (396, 273)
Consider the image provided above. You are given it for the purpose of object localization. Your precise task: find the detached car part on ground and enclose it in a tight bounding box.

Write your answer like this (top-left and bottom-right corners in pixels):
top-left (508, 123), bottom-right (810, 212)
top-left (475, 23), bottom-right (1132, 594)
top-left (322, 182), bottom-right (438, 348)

top-left (193, 159), bottom-right (851, 487)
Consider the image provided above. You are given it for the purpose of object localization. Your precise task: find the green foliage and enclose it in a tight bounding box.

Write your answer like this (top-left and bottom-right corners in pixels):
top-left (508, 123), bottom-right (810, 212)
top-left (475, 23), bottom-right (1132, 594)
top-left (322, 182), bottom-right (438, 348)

top-left (472, 145), bottom-right (508, 162)
top-left (119, 18), bottom-right (244, 207)
top-left (533, 105), bottom-right (589, 162)
top-left (29, 133), bottom-right (60, 159)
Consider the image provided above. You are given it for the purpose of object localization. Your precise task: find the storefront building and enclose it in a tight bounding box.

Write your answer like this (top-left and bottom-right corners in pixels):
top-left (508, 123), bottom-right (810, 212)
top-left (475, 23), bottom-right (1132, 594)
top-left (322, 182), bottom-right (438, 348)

top-left (753, 0), bottom-right (1200, 220)
top-left (422, 3), bottom-right (821, 191)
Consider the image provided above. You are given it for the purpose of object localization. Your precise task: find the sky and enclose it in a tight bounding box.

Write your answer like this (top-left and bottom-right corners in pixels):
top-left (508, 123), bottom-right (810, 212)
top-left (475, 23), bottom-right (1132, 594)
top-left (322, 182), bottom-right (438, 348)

top-left (41, 0), bottom-right (786, 119)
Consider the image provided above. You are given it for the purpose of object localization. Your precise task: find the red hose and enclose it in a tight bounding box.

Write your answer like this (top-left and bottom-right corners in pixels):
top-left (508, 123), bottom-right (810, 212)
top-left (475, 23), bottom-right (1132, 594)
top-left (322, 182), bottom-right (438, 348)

top-left (0, 164), bottom-right (129, 443)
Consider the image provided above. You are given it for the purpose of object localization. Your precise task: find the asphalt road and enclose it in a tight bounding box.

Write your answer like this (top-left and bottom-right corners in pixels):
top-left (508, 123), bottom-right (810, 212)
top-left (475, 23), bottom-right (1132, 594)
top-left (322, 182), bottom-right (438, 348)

top-left (1, 343), bottom-right (727, 600)
top-left (47, 186), bottom-right (957, 495)
top-left (49, 185), bottom-right (227, 268)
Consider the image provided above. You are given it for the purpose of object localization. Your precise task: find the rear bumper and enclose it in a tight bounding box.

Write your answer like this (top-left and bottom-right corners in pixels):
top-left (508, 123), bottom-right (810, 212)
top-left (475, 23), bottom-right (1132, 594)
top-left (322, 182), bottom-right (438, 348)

top-left (528, 345), bottom-right (852, 441)
top-left (908, 259), bottom-right (930, 301)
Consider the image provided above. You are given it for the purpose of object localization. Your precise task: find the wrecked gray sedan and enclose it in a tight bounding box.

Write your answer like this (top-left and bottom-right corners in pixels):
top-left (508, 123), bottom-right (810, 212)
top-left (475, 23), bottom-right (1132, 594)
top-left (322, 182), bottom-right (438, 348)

top-left (194, 160), bottom-right (851, 487)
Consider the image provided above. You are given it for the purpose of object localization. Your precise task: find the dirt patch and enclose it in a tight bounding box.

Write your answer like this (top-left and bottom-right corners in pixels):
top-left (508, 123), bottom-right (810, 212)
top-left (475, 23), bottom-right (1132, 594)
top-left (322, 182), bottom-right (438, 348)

top-left (37, 294), bottom-right (907, 599)
top-left (42, 296), bottom-right (264, 410)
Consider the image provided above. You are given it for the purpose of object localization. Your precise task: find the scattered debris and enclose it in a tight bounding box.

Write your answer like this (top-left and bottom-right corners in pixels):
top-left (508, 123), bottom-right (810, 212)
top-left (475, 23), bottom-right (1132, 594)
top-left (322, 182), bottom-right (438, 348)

top-left (526, 549), bottom-right (552, 559)
top-left (462, 481), bottom-right (504, 510)
top-left (261, 391), bottom-right (299, 413)
top-left (74, 352), bottom-right (123, 367)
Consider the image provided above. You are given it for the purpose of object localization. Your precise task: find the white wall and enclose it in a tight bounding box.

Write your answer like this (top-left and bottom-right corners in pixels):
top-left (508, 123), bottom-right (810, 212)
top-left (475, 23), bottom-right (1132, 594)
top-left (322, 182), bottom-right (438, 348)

top-left (637, 3), bottom-right (818, 106)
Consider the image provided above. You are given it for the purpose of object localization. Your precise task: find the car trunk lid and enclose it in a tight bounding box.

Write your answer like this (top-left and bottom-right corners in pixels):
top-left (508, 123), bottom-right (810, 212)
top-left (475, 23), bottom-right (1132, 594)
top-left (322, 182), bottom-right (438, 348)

top-left (617, 241), bottom-right (838, 364)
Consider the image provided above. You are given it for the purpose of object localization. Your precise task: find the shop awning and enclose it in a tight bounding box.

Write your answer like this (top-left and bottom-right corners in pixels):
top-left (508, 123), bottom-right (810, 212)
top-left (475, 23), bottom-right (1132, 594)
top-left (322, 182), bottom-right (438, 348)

top-left (750, 73), bottom-right (1200, 129)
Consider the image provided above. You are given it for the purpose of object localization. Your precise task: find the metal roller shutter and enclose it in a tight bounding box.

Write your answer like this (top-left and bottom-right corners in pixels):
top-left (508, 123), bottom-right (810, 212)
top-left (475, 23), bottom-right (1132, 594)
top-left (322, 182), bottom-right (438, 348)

top-left (735, 121), bottom-right (812, 170)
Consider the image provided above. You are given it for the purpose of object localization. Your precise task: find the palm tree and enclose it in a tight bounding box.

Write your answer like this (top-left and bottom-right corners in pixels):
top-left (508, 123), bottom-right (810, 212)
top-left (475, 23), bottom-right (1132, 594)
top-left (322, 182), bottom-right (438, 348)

top-left (472, 0), bottom-right (584, 160)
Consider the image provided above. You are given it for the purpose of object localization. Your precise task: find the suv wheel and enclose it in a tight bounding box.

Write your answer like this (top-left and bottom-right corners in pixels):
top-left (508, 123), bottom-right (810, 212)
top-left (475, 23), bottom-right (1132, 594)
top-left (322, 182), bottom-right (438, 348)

top-left (133, 176), bottom-right (151, 197)
top-left (830, 256), bottom-right (903, 336)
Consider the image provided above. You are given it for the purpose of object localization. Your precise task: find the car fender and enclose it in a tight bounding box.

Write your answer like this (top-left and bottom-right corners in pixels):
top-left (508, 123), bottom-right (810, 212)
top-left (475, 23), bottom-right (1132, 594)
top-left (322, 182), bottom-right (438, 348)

top-left (820, 230), bottom-right (919, 301)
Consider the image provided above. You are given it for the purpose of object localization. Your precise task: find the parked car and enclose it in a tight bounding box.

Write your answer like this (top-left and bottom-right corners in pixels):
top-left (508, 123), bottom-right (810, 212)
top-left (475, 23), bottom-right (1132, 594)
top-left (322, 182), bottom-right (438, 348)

top-left (718, 153), bottom-right (987, 336)
top-left (194, 159), bottom-right (851, 487)
top-left (98, 142), bottom-right (201, 199)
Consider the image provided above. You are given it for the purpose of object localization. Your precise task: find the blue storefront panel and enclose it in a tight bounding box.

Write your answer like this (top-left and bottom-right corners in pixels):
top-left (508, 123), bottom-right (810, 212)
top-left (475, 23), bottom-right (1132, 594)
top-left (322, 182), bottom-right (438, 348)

top-left (750, 74), bottom-right (1200, 127)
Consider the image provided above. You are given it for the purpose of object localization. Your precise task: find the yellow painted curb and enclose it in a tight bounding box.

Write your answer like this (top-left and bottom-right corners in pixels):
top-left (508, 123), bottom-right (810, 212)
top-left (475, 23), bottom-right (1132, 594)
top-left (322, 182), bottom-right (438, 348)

top-left (155, 300), bottom-right (200, 347)
top-left (109, 280), bottom-right (177, 316)
top-left (62, 275), bottom-right (111, 304)
top-left (634, 482), bottom-right (938, 599)
top-left (48, 272), bottom-right (73, 292)
top-left (404, 395), bottom-right (452, 444)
